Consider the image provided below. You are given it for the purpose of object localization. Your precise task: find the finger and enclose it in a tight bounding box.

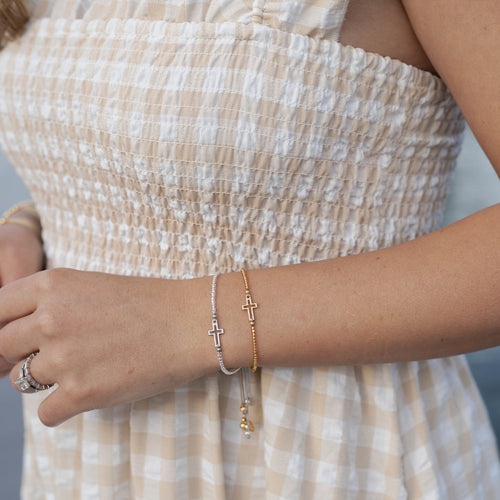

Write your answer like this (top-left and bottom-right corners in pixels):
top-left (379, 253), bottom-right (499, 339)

top-left (0, 273), bottom-right (39, 325)
top-left (36, 386), bottom-right (87, 427)
top-left (0, 315), bottom-right (40, 363)
top-left (10, 353), bottom-right (55, 395)
top-left (19, 354), bottom-right (90, 427)
top-left (0, 355), bottom-right (15, 376)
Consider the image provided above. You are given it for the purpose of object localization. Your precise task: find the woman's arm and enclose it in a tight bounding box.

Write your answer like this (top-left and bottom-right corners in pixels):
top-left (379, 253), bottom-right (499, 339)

top-left (5, 198), bottom-right (497, 427)
top-left (1, 1), bottom-right (499, 428)
top-left (189, 203), bottom-right (500, 370)
top-left (187, 0), bottom-right (500, 369)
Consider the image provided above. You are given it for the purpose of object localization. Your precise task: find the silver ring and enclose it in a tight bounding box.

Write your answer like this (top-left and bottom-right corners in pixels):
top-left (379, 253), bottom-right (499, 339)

top-left (15, 352), bottom-right (53, 393)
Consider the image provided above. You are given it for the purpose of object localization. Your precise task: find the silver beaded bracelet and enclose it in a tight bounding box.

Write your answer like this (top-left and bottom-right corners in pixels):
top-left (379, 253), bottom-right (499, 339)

top-left (208, 273), bottom-right (240, 376)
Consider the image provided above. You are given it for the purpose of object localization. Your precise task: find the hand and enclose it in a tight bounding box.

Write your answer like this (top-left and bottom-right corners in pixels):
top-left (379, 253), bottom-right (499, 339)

top-left (0, 222), bottom-right (44, 377)
top-left (0, 268), bottom-right (214, 426)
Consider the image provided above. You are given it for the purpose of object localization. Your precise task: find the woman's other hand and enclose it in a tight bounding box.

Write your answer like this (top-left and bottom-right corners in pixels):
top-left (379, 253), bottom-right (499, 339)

top-left (0, 222), bottom-right (44, 377)
top-left (0, 269), bottom-right (215, 426)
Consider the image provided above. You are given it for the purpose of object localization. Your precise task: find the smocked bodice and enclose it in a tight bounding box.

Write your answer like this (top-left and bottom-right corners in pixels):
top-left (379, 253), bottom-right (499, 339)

top-left (0, 1), bottom-right (464, 280)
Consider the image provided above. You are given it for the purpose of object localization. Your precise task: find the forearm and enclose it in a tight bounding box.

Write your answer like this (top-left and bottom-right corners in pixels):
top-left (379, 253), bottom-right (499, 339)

top-left (182, 203), bottom-right (500, 370)
top-left (2, 205), bottom-right (498, 425)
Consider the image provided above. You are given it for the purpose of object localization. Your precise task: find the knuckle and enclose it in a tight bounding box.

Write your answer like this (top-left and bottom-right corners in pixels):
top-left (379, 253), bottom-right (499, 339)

top-left (64, 379), bottom-right (91, 408)
top-left (36, 268), bottom-right (68, 292)
top-left (45, 347), bottom-right (66, 373)
top-left (37, 308), bottom-right (59, 337)
top-left (34, 270), bottom-right (54, 293)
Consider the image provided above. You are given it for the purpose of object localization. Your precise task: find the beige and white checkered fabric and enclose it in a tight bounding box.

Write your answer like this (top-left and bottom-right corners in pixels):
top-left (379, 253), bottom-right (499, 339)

top-left (0, 0), bottom-right (499, 498)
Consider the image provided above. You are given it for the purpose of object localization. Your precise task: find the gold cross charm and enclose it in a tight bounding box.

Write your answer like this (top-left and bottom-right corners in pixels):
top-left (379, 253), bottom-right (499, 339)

top-left (242, 294), bottom-right (258, 321)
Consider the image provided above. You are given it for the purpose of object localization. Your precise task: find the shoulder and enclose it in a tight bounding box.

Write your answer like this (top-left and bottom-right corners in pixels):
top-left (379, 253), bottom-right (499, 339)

top-left (341, 0), bottom-right (435, 73)
top-left (402, 0), bottom-right (500, 175)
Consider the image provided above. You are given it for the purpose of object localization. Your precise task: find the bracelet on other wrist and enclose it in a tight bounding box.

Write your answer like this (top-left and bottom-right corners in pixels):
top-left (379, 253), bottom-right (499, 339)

top-left (0, 200), bottom-right (42, 240)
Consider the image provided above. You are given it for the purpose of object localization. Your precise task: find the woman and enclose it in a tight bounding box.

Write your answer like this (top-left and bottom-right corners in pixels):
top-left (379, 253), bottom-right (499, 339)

top-left (0, 0), bottom-right (498, 498)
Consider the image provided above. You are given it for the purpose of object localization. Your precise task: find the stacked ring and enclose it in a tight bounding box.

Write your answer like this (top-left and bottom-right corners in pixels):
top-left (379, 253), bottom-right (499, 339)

top-left (15, 352), bottom-right (53, 393)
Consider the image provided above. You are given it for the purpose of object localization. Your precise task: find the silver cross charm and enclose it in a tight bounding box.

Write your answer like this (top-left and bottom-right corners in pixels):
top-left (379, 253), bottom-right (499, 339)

top-left (208, 318), bottom-right (224, 348)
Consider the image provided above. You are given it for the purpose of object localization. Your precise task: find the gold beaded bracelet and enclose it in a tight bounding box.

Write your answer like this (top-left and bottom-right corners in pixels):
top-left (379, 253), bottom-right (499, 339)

top-left (0, 200), bottom-right (38, 220)
top-left (240, 268), bottom-right (259, 372)
top-left (0, 200), bottom-right (41, 239)
top-left (237, 268), bottom-right (259, 438)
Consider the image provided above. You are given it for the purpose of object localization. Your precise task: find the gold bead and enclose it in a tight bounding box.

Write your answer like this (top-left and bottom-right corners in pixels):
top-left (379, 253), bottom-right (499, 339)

top-left (240, 405), bottom-right (247, 413)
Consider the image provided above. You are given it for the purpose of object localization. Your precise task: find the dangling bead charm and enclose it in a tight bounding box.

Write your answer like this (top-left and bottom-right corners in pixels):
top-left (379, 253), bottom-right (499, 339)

top-left (239, 368), bottom-right (254, 438)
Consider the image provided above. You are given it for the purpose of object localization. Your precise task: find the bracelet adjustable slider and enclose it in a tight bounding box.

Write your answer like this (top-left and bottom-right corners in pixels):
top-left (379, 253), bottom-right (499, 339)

top-left (239, 368), bottom-right (254, 438)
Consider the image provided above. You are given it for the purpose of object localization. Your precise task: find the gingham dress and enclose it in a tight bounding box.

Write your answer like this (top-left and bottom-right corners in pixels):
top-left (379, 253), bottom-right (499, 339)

top-left (0, 0), bottom-right (499, 498)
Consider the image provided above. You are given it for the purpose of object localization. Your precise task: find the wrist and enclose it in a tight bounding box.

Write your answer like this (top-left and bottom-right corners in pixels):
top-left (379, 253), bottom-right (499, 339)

top-left (8, 212), bottom-right (42, 236)
top-left (0, 201), bottom-right (42, 241)
top-left (176, 272), bottom-right (253, 376)
top-left (171, 275), bottom-right (223, 377)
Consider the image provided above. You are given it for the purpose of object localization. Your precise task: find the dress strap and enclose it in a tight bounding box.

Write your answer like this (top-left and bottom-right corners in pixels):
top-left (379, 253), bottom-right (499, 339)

top-left (334, 0), bottom-right (350, 41)
top-left (251, 0), bottom-right (350, 41)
